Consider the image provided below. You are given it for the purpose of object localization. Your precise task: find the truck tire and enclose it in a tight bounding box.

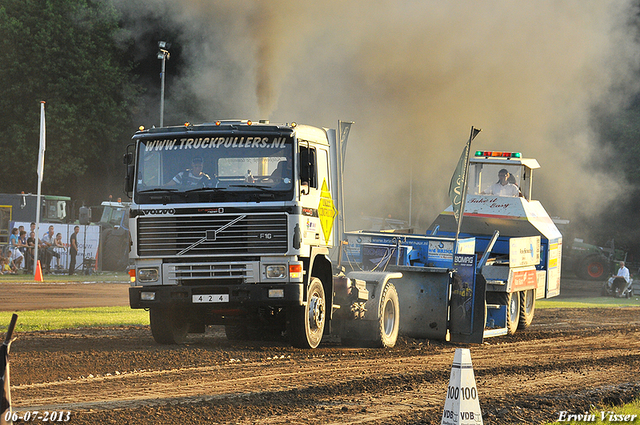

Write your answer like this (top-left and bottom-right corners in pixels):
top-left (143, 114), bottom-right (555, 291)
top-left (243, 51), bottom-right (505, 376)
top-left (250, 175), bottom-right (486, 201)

top-left (149, 307), bottom-right (189, 344)
top-left (505, 292), bottom-right (520, 335)
top-left (577, 256), bottom-right (607, 281)
top-left (373, 282), bottom-right (400, 348)
top-left (102, 228), bottom-right (130, 271)
top-left (518, 289), bottom-right (535, 330)
top-left (225, 324), bottom-right (248, 341)
top-left (289, 277), bottom-right (326, 349)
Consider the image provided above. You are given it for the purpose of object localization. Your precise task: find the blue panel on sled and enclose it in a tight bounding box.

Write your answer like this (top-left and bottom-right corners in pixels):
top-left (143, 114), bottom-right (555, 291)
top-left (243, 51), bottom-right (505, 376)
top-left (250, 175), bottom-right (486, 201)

top-left (484, 304), bottom-right (508, 337)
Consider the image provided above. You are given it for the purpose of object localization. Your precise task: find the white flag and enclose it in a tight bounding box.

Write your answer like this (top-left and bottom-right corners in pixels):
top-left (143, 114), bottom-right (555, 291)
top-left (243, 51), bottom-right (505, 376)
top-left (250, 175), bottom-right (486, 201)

top-left (37, 101), bottom-right (46, 181)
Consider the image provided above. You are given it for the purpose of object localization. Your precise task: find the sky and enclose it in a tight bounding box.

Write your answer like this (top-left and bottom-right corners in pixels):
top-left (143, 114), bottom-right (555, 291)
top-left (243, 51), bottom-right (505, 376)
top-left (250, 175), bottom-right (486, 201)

top-left (116, 0), bottom-right (640, 232)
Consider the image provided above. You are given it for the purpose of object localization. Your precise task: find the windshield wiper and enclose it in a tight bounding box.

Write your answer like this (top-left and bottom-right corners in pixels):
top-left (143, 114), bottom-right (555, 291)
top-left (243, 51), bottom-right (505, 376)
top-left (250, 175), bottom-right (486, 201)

top-left (184, 186), bottom-right (227, 193)
top-left (228, 184), bottom-right (278, 193)
top-left (137, 188), bottom-right (178, 193)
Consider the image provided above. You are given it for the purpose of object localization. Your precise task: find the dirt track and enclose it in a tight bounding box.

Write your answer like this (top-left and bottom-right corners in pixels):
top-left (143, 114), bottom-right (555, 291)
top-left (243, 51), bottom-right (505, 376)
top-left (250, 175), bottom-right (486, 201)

top-left (3, 278), bottom-right (640, 424)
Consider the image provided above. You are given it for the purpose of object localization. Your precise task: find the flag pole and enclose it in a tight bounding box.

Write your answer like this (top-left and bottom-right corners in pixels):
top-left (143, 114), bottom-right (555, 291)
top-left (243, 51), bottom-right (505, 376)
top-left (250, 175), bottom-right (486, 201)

top-left (34, 101), bottom-right (46, 279)
top-left (451, 126), bottom-right (481, 255)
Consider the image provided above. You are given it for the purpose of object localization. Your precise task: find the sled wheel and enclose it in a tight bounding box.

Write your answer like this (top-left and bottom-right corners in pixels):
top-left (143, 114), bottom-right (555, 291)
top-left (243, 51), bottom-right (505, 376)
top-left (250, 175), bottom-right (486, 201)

top-left (518, 289), bottom-right (535, 330)
top-left (504, 292), bottom-right (520, 335)
top-left (374, 283), bottom-right (400, 348)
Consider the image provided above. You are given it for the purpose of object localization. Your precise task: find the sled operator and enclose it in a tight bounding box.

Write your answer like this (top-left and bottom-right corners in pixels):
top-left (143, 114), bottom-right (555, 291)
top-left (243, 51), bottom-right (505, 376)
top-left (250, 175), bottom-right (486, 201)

top-left (483, 169), bottom-right (519, 197)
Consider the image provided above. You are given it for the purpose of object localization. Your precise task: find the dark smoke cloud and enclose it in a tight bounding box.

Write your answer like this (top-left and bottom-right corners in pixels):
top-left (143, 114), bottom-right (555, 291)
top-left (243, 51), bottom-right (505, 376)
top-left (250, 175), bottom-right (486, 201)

top-left (116, 0), bottom-right (640, 231)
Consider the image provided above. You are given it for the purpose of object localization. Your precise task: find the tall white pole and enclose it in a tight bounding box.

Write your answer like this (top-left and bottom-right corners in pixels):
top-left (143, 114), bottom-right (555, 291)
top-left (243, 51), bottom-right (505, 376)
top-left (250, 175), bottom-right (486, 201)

top-left (160, 55), bottom-right (166, 127)
top-left (34, 101), bottom-right (46, 278)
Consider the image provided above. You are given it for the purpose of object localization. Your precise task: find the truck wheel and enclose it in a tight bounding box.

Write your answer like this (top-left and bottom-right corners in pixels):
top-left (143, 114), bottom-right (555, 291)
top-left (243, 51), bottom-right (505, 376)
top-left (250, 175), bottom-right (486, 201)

top-left (505, 292), bottom-right (520, 335)
top-left (374, 283), bottom-right (400, 348)
top-left (289, 277), bottom-right (326, 349)
top-left (102, 228), bottom-right (129, 271)
top-left (224, 325), bottom-right (248, 341)
top-left (149, 307), bottom-right (189, 344)
top-left (578, 256), bottom-right (607, 281)
top-left (518, 289), bottom-right (535, 330)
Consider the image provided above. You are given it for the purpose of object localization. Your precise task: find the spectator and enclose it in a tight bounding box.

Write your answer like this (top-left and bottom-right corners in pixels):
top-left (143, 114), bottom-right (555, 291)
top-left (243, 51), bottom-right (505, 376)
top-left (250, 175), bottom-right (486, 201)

top-left (17, 230), bottom-right (28, 270)
top-left (8, 227), bottom-right (24, 270)
top-left (614, 261), bottom-right (630, 283)
top-left (18, 229), bottom-right (27, 254)
top-left (53, 233), bottom-right (66, 270)
top-left (25, 231), bottom-right (36, 272)
top-left (41, 225), bottom-right (60, 272)
top-left (1, 254), bottom-right (16, 275)
top-left (68, 226), bottom-right (80, 275)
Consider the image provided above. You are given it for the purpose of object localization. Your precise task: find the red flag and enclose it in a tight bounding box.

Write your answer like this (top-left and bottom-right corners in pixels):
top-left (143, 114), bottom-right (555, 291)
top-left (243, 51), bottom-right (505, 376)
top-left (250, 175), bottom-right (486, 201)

top-left (0, 314), bottom-right (17, 425)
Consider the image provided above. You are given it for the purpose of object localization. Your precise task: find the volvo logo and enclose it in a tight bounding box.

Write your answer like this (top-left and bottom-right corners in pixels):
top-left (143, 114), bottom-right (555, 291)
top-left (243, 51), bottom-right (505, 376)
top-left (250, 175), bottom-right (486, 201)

top-left (141, 208), bottom-right (175, 215)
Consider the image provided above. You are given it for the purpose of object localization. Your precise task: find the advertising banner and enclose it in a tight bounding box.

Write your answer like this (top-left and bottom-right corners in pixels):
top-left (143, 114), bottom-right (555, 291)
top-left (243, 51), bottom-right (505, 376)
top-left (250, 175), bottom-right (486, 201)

top-left (11, 221), bottom-right (100, 273)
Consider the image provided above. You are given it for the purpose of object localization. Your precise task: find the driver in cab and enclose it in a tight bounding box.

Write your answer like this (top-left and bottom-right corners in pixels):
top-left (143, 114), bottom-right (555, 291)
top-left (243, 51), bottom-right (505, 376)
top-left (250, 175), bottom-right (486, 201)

top-left (167, 157), bottom-right (212, 188)
top-left (483, 169), bottom-right (519, 197)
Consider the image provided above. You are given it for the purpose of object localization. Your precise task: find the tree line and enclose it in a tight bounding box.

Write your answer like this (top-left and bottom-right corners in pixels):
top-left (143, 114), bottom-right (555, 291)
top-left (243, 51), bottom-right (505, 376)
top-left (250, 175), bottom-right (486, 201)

top-left (0, 0), bottom-right (141, 206)
top-left (1, 0), bottom-right (639, 255)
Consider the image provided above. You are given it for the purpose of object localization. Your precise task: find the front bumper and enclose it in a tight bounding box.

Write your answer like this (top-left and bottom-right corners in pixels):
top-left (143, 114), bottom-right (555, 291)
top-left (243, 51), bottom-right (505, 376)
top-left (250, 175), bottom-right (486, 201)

top-left (129, 283), bottom-right (304, 310)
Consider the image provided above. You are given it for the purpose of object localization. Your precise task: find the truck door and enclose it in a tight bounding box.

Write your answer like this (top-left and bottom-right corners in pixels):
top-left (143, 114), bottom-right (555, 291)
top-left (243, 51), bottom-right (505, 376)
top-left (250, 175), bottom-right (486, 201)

top-left (299, 143), bottom-right (334, 247)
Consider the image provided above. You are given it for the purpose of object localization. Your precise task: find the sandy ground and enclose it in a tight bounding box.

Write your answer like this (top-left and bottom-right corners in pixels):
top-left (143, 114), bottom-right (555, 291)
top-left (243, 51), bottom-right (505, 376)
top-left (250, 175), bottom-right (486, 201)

top-left (0, 281), bottom-right (130, 311)
top-left (1, 277), bottom-right (639, 424)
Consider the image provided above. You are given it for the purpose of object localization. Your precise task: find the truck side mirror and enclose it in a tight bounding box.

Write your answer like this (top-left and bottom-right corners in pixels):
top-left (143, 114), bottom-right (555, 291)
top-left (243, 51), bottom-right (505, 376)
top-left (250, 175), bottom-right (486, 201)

top-left (124, 164), bottom-right (134, 193)
top-left (123, 144), bottom-right (135, 195)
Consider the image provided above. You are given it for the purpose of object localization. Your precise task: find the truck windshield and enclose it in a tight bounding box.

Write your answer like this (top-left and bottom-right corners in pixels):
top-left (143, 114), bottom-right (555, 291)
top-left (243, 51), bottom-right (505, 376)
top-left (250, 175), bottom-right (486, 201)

top-left (134, 134), bottom-right (294, 203)
top-left (468, 163), bottom-right (522, 197)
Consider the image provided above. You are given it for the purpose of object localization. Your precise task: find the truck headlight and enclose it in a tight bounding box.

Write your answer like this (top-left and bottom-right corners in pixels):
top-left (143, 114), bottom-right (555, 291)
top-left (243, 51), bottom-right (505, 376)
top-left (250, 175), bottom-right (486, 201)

top-left (266, 265), bottom-right (286, 278)
top-left (138, 268), bottom-right (159, 283)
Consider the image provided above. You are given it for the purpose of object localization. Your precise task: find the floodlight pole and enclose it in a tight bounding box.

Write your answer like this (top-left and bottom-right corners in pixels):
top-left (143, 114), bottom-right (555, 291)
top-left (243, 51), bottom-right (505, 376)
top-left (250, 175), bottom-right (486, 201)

top-left (158, 41), bottom-right (170, 127)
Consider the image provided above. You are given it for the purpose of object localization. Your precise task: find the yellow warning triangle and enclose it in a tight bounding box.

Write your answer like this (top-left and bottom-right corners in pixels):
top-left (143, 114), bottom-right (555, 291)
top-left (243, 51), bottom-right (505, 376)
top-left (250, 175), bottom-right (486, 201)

top-left (318, 179), bottom-right (337, 244)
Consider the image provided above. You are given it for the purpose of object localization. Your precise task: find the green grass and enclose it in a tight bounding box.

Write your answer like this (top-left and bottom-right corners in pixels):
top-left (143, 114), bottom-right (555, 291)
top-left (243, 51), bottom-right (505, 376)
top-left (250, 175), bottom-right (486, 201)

top-left (0, 271), bottom-right (129, 284)
top-left (0, 306), bottom-right (149, 333)
top-left (537, 296), bottom-right (640, 309)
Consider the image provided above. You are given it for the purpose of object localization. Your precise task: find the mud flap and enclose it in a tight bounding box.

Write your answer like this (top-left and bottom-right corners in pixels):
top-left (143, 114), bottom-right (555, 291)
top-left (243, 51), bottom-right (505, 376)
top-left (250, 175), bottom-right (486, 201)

top-left (449, 254), bottom-right (486, 344)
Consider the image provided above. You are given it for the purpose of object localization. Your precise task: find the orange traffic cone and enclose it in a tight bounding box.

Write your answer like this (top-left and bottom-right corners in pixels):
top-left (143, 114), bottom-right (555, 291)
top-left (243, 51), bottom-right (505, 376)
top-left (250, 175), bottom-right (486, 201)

top-left (34, 260), bottom-right (44, 282)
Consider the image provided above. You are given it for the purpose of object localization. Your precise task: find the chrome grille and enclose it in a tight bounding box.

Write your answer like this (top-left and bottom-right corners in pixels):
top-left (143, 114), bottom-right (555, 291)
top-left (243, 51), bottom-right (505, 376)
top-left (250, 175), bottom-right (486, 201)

top-left (137, 213), bottom-right (288, 257)
top-left (165, 262), bottom-right (258, 284)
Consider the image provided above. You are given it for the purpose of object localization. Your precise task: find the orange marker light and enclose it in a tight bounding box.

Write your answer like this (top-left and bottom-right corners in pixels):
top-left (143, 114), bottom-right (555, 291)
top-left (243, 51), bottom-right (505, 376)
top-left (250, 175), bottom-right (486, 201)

top-left (289, 264), bottom-right (302, 279)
